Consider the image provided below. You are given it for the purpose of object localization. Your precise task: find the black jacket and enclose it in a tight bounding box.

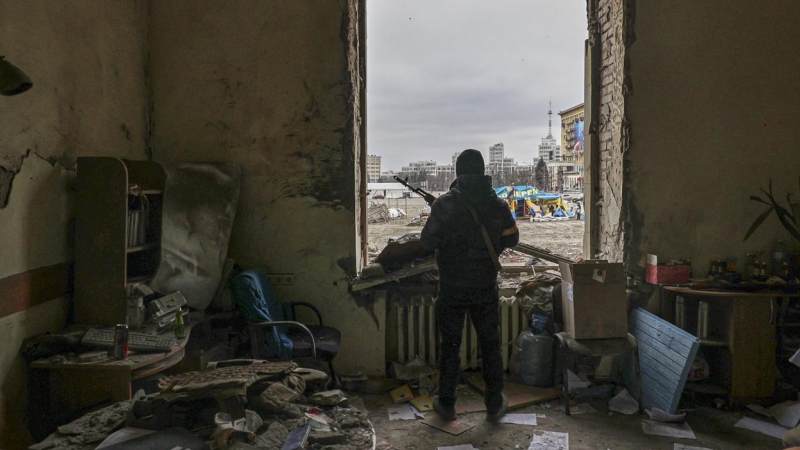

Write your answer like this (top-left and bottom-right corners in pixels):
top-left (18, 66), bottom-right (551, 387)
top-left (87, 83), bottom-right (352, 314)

top-left (421, 174), bottom-right (519, 289)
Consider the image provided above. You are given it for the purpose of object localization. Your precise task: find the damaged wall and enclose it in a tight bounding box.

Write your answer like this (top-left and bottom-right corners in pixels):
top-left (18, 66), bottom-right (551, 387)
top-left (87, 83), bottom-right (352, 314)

top-left (149, 1), bottom-right (382, 374)
top-left (0, 1), bottom-right (149, 444)
top-left (625, 0), bottom-right (800, 272)
top-left (591, 0), bottom-right (632, 262)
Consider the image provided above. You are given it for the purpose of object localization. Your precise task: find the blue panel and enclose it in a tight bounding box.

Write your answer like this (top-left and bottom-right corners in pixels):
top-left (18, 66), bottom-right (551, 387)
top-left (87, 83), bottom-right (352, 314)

top-left (630, 308), bottom-right (700, 414)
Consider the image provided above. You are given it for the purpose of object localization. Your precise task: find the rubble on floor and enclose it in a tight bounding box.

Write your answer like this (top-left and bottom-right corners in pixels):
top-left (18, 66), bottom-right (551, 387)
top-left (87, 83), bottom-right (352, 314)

top-left (30, 361), bottom-right (375, 450)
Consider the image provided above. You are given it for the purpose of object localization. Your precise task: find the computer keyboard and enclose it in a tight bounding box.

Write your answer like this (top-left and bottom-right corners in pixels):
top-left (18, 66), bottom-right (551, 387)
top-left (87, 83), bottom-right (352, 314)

top-left (82, 328), bottom-right (178, 353)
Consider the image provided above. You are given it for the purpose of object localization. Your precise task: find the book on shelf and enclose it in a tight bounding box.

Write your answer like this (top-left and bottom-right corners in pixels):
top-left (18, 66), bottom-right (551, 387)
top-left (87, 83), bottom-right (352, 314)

top-left (126, 209), bottom-right (149, 248)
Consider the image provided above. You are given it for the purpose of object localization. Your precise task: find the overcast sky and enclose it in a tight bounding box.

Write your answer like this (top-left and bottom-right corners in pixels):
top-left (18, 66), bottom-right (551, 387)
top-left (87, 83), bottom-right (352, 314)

top-left (367, 1), bottom-right (587, 171)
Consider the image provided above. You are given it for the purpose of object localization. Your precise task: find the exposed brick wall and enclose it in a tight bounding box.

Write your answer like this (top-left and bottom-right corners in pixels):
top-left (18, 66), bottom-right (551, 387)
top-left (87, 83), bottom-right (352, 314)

top-left (594, 0), bottom-right (633, 262)
top-left (344, 0), bottom-right (367, 268)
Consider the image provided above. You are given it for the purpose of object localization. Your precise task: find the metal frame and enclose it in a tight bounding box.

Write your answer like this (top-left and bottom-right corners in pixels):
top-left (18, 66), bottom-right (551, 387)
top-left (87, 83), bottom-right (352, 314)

top-left (251, 321), bottom-right (317, 361)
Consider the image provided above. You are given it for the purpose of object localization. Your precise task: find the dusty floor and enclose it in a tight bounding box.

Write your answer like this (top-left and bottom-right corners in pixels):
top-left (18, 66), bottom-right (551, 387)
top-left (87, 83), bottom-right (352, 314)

top-left (358, 380), bottom-right (782, 450)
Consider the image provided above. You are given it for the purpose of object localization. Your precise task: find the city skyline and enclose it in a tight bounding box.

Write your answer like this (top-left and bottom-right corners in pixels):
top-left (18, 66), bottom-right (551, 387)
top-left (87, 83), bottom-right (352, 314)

top-left (367, 0), bottom-right (587, 172)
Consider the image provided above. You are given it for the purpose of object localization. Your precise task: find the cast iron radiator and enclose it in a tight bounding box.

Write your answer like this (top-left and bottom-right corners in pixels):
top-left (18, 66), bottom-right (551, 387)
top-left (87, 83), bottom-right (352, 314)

top-left (386, 296), bottom-right (526, 370)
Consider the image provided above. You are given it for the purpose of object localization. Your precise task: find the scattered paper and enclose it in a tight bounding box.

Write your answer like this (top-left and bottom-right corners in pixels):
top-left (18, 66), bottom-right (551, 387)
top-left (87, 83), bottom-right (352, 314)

top-left (387, 404), bottom-right (417, 421)
top-left (438, 446), bottom-right (477, 450)
top-left (420, 415), bottom-right (475, 436)
top-left (734, 417), bottom-right (789, 440)
top-left (390, 384), bottom-right (414, 404)
top-left (561, 403), bottom-right (596, 415)
top-left (746, 404), bottom-right (772, 417)
top-left (96, 428), bottom-right (156, 448)
top-left (641, 420), bottom-right (696, 439)
top-left (768, 400), bottom-right (800, 429)
top-left (499, 414), bottom-right (538, 425)
top-left (609, 389), bottom-right (639, 415)
top-left (789, 347), bottom-right (800, 368)
top-left (674, 445), bottom-right (712, 450)
top-left (411, 394), bottom-right (434, 412)
top-left (567, 370), bottom-right (591, 393)
top-left (528, 431), bottom-right (568, 450)
top-left (647, 408), bottom-right (686, 423)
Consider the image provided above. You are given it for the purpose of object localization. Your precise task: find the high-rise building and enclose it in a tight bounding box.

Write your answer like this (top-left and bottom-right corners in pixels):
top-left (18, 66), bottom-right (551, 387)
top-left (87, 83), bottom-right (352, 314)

top-left (367, 155), bottom-right (381, 182)
top-left (536, 102), bottom-right (561, 163)
top-left (489, 143), bottom-right (505, 166)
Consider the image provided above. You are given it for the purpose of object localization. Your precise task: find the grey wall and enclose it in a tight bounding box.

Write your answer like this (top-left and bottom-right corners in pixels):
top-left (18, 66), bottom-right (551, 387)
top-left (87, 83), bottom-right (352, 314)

top-left (0, 1), bottom-right (149, 444)
top-left (625, 0), bottom-right (800, 273)
top-left (149, 0), bottom-right (381, 374)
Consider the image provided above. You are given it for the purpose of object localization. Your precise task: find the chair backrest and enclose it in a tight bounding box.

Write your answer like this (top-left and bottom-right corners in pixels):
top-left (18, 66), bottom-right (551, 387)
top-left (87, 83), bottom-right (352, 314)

top-left (230, 270), bottom-right (293, 360)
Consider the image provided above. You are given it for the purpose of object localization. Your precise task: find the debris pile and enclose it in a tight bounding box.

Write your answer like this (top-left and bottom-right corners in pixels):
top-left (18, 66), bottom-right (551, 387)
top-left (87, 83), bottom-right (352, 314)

top-left (499, 248), bottom-right (537, 265)
top-left (30, 360), bottom-right (375, 450)
top-left (368, 203), bottom-right (391, 224)
top-left (406, 206), bottom-right (431, 226)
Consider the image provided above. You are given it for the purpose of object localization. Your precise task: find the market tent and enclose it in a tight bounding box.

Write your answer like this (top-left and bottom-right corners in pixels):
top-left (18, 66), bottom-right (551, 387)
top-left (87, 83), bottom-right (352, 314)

top-left (494, 185), bottom-right (562, 200)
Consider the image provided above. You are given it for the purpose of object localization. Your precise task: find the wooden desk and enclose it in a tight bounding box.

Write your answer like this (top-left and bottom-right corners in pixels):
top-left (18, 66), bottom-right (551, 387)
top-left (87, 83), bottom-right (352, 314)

top-left (27, 326), bottom-right (191, 439)
top-left (662, 287), bottom-right (800, 403)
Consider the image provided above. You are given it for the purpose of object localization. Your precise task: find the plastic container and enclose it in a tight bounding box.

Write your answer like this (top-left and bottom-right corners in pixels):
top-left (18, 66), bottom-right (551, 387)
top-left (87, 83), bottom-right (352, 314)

top-left (530, 314), bottom-right (549, 334)
top-left (772, 241), bottom-right (790, 278)
top-left (509, 329), bottom-right (554, 387)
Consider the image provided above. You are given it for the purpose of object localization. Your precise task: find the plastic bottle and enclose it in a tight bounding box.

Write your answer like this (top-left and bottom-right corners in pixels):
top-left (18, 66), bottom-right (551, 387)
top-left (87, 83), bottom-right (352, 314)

top-left (174, 307), bottom-right (185, 339)
top-left (509, 329), bottom-right (554, 387)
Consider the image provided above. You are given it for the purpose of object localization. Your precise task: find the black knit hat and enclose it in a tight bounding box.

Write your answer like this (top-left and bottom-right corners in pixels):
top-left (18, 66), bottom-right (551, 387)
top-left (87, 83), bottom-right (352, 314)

top-left (456, 149), bottom-right (484, 176)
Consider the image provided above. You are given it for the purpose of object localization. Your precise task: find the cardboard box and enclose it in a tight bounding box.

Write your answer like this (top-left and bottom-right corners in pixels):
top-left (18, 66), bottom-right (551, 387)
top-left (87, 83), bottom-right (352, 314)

top-left (645, 254), bottom-right (690, 285)
top-left (559, 260), bottom-right (628, 339)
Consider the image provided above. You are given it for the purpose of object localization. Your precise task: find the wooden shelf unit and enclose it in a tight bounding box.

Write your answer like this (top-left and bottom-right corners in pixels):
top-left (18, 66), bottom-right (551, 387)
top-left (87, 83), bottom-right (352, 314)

top-left (663, 286), bottom-right (800, 402)
top-left (75, 157), bottom-right (166, 326)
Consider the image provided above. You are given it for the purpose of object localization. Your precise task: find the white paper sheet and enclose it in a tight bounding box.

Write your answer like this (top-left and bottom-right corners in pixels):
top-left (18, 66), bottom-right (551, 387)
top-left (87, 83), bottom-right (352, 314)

top-left (96, 428), bottom-right (156, 448)
top-left (567, 370), bottom-right (591, 393)
top-left (529, 431), bottom-right (569, 450)
top-left (641, 420), bottom-right (696, 439)
top-left (734, 417), bottom-right (789, 440)
top-left (387, 404), bottom-right (417, 421)
top-left (499, 413), bottom-right (538, 425)
top-left (789, 347), bottom-right (800, 368)
top-left (674, 445), bottom-right (712, 450)
top-left (647, 407), bottom-right (686, 423)
top-left (609, 389), bottom-right (639, 415)
top-left (768, 400), bottom-right (800, 429)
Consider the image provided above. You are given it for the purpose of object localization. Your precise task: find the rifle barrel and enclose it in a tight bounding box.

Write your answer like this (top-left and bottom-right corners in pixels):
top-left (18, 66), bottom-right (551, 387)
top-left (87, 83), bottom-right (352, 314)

top-left (513, 242), bottom-right (574, 265)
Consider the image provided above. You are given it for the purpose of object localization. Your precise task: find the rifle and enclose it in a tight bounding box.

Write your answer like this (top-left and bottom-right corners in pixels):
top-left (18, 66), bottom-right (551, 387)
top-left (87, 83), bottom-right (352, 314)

top-left (393, 176), bottom-right (437, 205)
top-left (393, 176), bottom-right (575, 265)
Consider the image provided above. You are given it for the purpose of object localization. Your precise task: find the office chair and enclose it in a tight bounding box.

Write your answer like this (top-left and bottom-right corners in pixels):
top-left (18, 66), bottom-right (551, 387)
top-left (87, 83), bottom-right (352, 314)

top-left (229, 270), bottom-right (341, 386)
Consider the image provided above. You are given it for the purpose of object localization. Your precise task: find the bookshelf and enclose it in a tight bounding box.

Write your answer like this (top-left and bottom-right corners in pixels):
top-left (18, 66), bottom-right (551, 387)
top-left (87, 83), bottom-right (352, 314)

top-left (75, 157), bottom-right (166, 326)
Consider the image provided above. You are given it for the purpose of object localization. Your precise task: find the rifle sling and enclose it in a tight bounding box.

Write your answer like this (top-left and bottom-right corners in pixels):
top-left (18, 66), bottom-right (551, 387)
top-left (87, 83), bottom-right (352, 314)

top-left (453, 192), bottom-right (503, 272)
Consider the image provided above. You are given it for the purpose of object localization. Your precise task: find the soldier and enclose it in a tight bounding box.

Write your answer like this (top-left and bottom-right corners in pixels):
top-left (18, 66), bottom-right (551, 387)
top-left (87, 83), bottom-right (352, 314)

top-left (421, 149), bottom-right (519, 422)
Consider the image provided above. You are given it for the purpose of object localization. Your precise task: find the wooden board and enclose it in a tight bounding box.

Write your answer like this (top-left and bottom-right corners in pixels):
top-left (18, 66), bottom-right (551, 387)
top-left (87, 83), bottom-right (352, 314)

top-left (419, 415), bottom-right (474, 435)
top-left (459, 374), bottom-right (561, 413)
top-left (630, 308), bottom-right (700, 414)
top-left (730, 298), bottom-right (775, 398)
